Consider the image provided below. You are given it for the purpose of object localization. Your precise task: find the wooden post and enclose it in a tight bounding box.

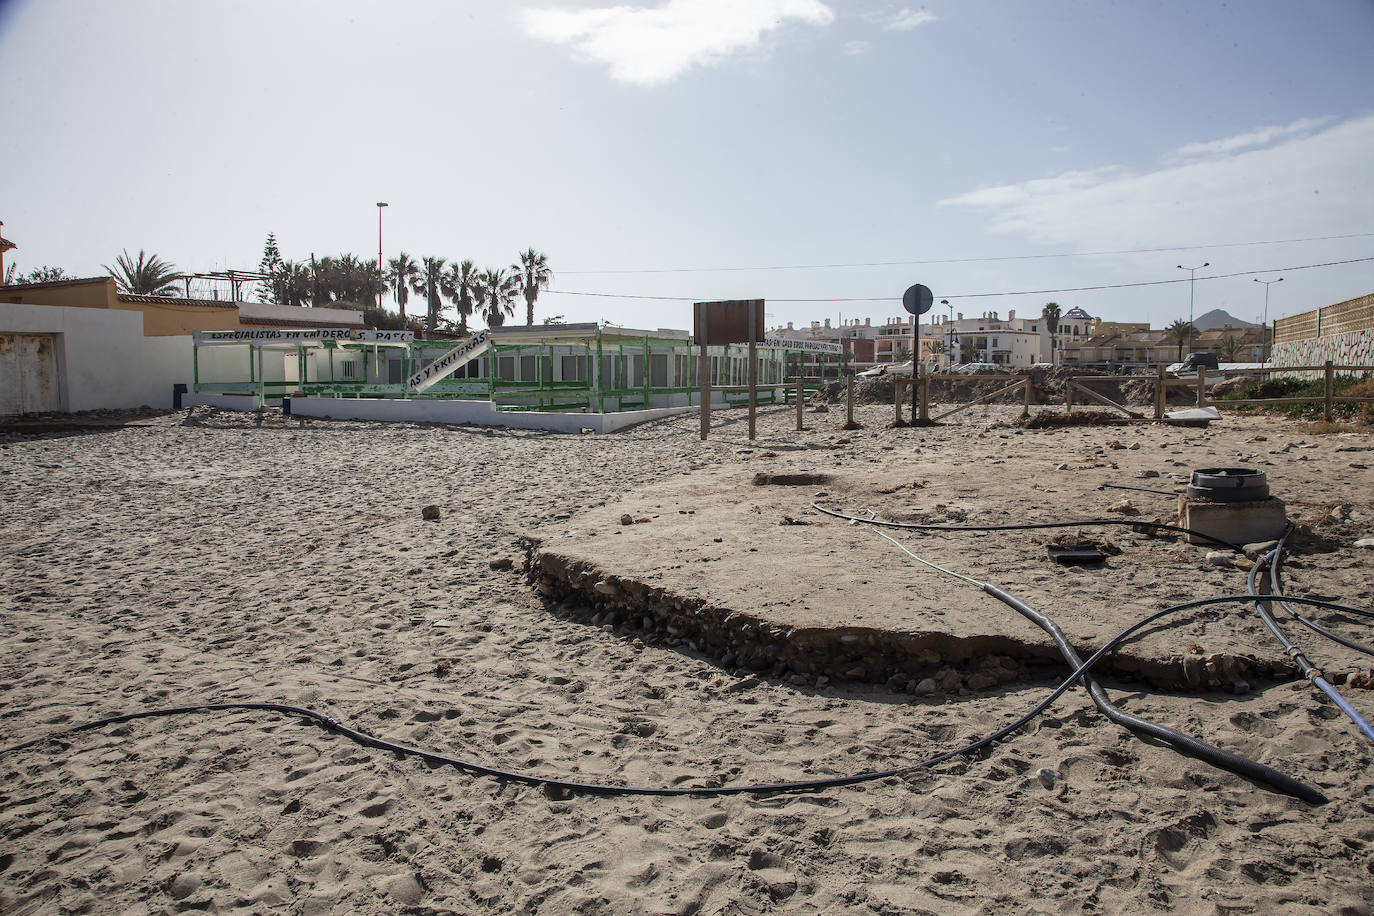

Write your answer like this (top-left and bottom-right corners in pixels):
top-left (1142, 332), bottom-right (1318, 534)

top-left (698, 312), bottom-right (710, 440)
top-left (1195, 366), bottom-right (1206, 408)
top-left (747, 300), bottom-right (758, 440)
top-left (1324, 359), bottom-right (1335, 422)
top-left (846, 374), bottom-right (855, 427)
top-left (1155, 364), bottom-right (1166, 419)
top-left (894, 377), bottom-right (903, 425)
top-left (1021, 375), bottom-right (1031, 418)
top-left (795, 375), bottom-right (804, 430)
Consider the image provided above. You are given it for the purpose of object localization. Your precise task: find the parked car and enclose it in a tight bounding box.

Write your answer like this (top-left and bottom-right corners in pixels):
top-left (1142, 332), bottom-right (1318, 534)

top-left (856, 360), bottom-right (912, 379)
top-left (951, 362), bottom-right (1002, 374)
top-left (1165, 352), bottom-right (1219, 373)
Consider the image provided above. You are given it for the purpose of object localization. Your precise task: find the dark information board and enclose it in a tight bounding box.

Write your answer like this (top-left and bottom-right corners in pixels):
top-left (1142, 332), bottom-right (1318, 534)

top-left (694, 299), bottom-right (765, 346)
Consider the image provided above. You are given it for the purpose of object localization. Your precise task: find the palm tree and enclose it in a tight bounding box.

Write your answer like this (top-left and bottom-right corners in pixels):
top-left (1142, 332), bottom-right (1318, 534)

top-left (1041, 302), bottom-right (1061, 365)
top-left (105, 249), bottom-right (181, 295)
top-left (312, 255), bottom-right (338, 303)
top-left (277, 261), bottom-right (313, 308)
top-left (473, 266), bottom-right (518, 329)
top-left (359, 258), bottom-right (385, 311)
top-left (444, 259), bottom-right (479, 336)
top-left (512, 248), bottom-right (552, 326)
top-left (1166, 319), bottom-right (1196, 362)
top-left (411, 257), bottom-right (448, 335)
top-left (386, 252), bottom-right (421, 322)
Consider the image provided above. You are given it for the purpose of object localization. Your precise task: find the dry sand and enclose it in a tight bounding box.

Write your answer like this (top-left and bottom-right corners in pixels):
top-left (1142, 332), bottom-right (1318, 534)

top-left (1, 403), bottom-right (1372, 914)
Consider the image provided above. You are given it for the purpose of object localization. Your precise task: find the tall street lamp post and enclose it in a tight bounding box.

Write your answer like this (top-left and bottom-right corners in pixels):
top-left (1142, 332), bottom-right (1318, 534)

top-left (941, 299), bottom-right (953, 367)
top-left (376, 202), bottom-right (388, 312)
top-left (1254, 276), bottom-right (1282, 364)
top-left (1177, 261), bottom-right (1209, 354)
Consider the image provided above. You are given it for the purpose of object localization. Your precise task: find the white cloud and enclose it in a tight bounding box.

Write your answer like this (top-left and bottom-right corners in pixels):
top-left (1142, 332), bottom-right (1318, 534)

top-left (881, 7), bottom-right (937, 31)
top-left (862, 6), bottom-right (937, 31)
top-left (844, 39), bottom-right (869, 56)
top-left (1162, 116), bottom-right (1335, 165)
top-left (520, 0), bottom-right (835, 85)
top-left (939, 114), bottom-right (1374, 252)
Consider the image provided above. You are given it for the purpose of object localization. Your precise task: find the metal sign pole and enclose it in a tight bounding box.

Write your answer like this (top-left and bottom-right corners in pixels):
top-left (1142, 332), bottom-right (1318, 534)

top-left (901, 283), bottom-right (935, 425)
top-left (912, 317), bottom-right (919, 418)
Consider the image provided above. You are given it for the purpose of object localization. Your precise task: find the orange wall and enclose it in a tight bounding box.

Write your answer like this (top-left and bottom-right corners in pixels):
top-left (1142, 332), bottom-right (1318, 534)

top-left (1, 278), bottom-right (240, 335)
top-left (111, 300), bottom-right (240, 336)
top-left (2, 277), bottom-right (118, 310)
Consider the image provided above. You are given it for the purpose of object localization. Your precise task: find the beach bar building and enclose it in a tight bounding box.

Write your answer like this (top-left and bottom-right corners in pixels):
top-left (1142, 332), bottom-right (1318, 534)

top-left (188, 322), bottom-right (845, 431)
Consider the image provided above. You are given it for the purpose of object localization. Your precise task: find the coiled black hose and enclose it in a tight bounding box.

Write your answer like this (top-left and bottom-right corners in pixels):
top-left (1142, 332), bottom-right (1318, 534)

top-left (1247, 533), bottom-right (1374, 746)
top-left (1262, 536), bottom-right (1374, 658)
top-left (811, 503), bottom-right (1244, 550)
top-left (981, 583), bottom-right (1326, 804)
top-left (5, 594), bottom-right (1346, 803)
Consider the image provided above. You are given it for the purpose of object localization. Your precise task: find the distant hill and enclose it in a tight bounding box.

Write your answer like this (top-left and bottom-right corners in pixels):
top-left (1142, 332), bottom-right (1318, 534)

top-left (1192, 309), bottom-right (1257, 330)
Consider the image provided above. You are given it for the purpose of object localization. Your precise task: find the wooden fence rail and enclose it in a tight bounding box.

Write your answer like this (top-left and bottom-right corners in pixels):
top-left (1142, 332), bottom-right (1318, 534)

top-left (705, 362), bottom-right (1374, 437)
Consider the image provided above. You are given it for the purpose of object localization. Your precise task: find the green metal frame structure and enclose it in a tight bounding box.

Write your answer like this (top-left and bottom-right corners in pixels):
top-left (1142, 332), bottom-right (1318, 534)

top-left (192, 324), bottom-right (846, 412)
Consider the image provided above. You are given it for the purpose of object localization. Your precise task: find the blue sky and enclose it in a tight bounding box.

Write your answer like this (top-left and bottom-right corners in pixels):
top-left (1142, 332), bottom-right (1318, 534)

top-left (2, 0), bottom-right (1372, 331)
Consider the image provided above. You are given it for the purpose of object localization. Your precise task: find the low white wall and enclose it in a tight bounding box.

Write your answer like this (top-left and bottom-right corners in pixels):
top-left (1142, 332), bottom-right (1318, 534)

top-left (0, 302), bottom-right (191, 412)
top-left (284, 396), bottom-right (698, 434)
top-left (184, 393), bottom-right (261, 411)
top-left (601, 405), bottom-right (697, 433)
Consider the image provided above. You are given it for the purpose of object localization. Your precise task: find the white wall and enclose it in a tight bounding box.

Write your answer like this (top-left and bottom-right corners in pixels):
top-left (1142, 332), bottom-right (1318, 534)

top-left (0, 302), bottom-right (192, 412)
top-left (285, 395), bottom-right (697, 434)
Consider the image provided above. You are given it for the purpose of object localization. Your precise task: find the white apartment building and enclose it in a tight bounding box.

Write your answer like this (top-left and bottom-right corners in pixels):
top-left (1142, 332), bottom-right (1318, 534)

top-left (932, 306), bottom-right (1094, 368)
top-left (771, 305), bottom-right (1095, 367)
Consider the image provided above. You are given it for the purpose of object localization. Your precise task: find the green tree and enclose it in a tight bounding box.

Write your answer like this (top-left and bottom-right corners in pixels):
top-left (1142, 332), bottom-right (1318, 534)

top-left (474, 266), bottom-right (518, 329)
top-left (7, 265), bottom-right (68, 284)
top-left (256, 233), bottom-right (283, 301)
top-left (1220, 334), bottom-right (1243, 361)
top-left (1166, 319), bottom-right (1197, 362)
top-left (386, 252), bottom-right (421, 322)
top-left (444, 259), bottom-right (479, 336)
top-left (314, 253), bottom-right (383, 307)
top-left (362, 307), bottom-right (413, 330)
top-left (105, 249), bottom-right (181, 295)
top-left (1041, 302), bottom-right (1061, 365)
top-left (958, 337), bottom-right (978, 364)
top-left (411, 256), bottom-right (448, 336)
top-left (512, 248), bottom-right (552, 326)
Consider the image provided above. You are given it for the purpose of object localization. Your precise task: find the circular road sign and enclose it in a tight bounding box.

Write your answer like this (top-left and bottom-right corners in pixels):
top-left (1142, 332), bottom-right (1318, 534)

top-left (902, 283), bottom-right (934, 316)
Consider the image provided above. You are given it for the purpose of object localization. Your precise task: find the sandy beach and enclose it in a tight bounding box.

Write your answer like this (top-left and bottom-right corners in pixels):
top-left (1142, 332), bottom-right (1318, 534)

top-left (2, 403), bottom-right (1372, 914)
